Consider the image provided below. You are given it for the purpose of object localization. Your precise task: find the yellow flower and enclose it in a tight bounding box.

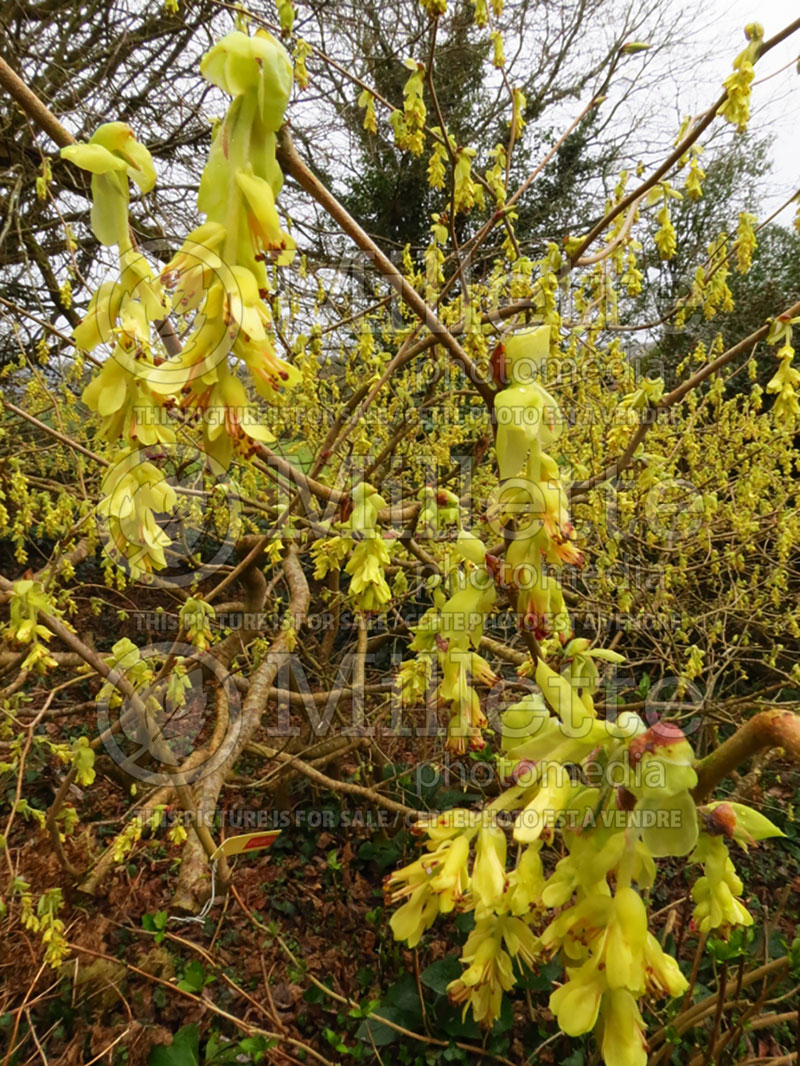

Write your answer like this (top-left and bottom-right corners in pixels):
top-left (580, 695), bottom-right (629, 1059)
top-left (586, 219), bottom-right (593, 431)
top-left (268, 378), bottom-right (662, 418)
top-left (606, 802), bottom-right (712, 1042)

top-left (389, 881), bottom-right (440, 947)
top-left (82, 348), bottom-right (174, 446)
top-left (514, 763), bottom-right (577, 843)
top-left (447, 915), bottom-right (533, 1028)
top-left (504, 843), bottom-right (543, 916)
top-left (201, 30), bottom-right (292, 129)
top-left (534, 658), bottom-right (596, 737)
top-left (690, 835), bottom-right (753, 932)
top-left (429, 833), bottom-right (470, 912)
top-left (236, 169), bottom-right (296, 265)
top-left (187, 368), bottom-right (275, 468)
top-left (415, 808), bottom-right (478, 844)
top-left (61, 123), bottom-right (155, 245)
top-left (643, 933), bottom-right (688, 998)
top-left (550, 958), bottom-right (606, 1035)
top-left (236, 335), bottom-right (301, 402)
top-left (604, 886), bottom-right (648, 991)
top-left (98, 450), bottom-right (178, 576)
top-left (226, 265), bottom-right (271, 342)
top-left (600, 988), bottom-right (648, 1066)
top-left (471, 823), bottom-right (507, 908)
top-left (73, 280), bottom-right (122, 350)
top-left (345, 537), bottom-right (392, 611)
top-left (161, 221), bottom-right (227, 313)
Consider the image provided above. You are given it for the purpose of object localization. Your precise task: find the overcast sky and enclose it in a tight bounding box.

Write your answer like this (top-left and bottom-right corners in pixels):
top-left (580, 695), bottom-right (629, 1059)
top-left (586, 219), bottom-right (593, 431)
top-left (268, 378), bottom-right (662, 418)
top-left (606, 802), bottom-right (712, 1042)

top-left (691, 0), bottom-right (799, 220)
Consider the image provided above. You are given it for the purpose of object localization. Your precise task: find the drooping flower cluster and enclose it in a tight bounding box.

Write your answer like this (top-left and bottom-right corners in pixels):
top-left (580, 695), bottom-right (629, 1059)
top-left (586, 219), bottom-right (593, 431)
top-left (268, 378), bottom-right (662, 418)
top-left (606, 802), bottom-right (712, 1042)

top-left (385, 808), bottom-right (541, 1023)
top-left (152, 29), bottom-right (300, 468)
top-left (489, 324), bottom-right (578, 640)
top-left (390, 59), bottom-right (427, 156)
top-left (405, 532), bottom-right (498, 753)
top-left (62, 125), bottom-right (179, 576)
top-left (691, 801), bottom-right (785, 932)
top-left (388, 655), bottom-right (785, 1065)
top-left (64, 31), bottom-right (300, 576)
top-left (765, 312), bottom-right (800, 425)
top-left (62, 138), bottom-right (173, 415)
top-left (311, 482), bottom-right (394, 613)
top-left (6, 579), bottom-right (64, 672)
top-left (545, 886), bottom-right (686, 1066)
top-left (717, 23), bottom-right (764, 132)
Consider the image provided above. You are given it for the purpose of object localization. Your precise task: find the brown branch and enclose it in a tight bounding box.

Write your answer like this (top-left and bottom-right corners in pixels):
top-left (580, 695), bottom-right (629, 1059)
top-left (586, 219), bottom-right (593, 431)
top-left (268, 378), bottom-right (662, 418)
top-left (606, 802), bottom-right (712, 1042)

top-left (570, 298), bottom-right (800, 500)
top-left (0, 56), bottom-right (74, 148)
top-left (276, 127), bottom-right (495, 407)
top-left (65, 942), bottom-right (335, 1066)
top-left (172, 544), bottom-right (311, 911)
top-left (245, 742), bottom-right (420, 818)
top-left (569, 420), bottom-right (649, 499)
top-left (1, 397), bottom-right (107, 467)
top-left (570, 17), bottom-right (800, 263)
top-left (661, 299), bottom-right (800, 408)
top-left (692, 709), bottom-right (800, 803)
top-left (479, 634), bottom-right (527, 666)
top-left (0, 574), bottom-right (224, 876)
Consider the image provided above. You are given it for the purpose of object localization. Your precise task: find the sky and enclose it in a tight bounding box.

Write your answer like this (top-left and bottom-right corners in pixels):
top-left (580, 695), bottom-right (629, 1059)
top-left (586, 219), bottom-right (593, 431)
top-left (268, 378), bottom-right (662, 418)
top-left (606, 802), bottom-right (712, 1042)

top-left (689, 0), bottom-right (800, 221)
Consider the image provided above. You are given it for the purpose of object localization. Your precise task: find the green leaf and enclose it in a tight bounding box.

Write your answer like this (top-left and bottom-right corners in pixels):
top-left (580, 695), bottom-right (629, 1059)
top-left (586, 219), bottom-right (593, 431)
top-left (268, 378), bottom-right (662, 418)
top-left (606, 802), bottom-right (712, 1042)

top-left (420, 956), bottom-right (461, 995)
top-left (708, 926), bottom-right (753, 962)
top-left (177, 960), bottom-right (213, 993)
top-left (149, 1024), bottom-right (200, 1066)
top-left (381, 975), bottom-right (421, 1014)
top-left (788, 934), bottom-right (800, 977)
top-left (355, 1006), bottom-right (407, 1047)
top-left (237, 1035), bottom-right (277, 1061)
top-left (142, 909), bottom-right (168, 943)
top-left (562, 1051), bottom-right (585, 1066)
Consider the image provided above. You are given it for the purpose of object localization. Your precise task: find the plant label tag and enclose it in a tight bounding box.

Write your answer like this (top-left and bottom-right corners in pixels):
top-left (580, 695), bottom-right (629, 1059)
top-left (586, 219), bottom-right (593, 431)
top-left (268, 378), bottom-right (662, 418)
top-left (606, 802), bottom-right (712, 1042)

top-left (210, 830), bottom-right (281, 862)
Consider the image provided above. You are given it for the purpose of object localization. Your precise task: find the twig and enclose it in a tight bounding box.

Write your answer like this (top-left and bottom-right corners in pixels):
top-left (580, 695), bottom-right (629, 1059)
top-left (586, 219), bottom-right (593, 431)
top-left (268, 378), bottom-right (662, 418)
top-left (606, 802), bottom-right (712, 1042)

top-left (276, 128), bottom-right (494, 407)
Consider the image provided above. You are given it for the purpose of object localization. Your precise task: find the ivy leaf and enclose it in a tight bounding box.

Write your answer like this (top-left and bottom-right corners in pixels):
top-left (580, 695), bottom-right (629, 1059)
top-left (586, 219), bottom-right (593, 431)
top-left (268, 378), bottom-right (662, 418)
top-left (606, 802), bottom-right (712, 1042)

top-left (420, 955), bottom-right (461, 995)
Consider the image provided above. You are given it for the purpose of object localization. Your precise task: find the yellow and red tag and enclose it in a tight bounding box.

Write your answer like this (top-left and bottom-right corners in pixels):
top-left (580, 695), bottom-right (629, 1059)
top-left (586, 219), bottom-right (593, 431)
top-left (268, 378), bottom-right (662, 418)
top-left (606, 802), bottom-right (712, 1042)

top-left (209, 830), bottom-right (281, 862)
